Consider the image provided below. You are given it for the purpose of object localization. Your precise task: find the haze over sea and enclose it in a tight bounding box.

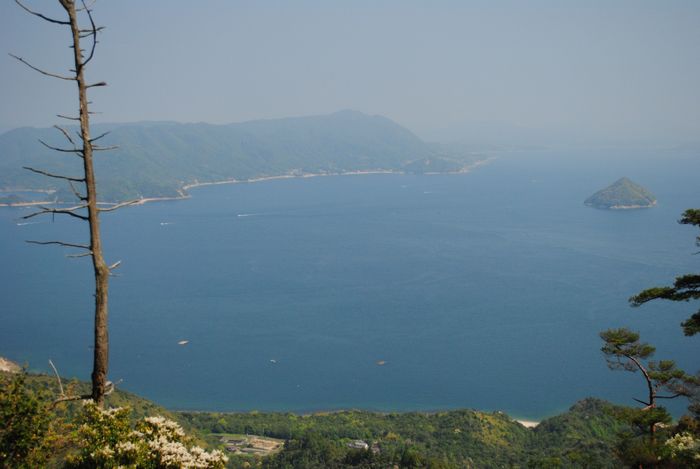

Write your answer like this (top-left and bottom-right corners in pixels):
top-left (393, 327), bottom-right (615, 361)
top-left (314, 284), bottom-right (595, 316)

top-left (1, 147), bottom-right (698, 420)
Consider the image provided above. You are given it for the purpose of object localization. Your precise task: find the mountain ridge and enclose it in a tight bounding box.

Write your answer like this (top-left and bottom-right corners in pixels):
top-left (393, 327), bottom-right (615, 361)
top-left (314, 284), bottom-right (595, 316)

top-left (0, 111), bottom-right (485, 204)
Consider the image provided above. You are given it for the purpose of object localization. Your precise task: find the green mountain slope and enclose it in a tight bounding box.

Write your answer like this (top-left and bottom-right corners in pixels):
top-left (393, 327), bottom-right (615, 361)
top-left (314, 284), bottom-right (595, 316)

top-left (2, 371), bottom-right (636, 468)
top-left (0, 111), bottom-right (482, 203)
top-left (584, 177), bottom-right (656, 209)
top-left (181, 398), bottom-right (629, 468)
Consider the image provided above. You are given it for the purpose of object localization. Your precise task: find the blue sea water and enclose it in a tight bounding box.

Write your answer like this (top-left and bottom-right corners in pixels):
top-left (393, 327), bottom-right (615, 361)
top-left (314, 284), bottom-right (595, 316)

top-left (1, 148), bottom-right (698, 419)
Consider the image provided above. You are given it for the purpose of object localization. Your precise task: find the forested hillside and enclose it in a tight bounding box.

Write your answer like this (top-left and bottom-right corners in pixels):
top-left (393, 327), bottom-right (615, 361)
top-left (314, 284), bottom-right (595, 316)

top-left (0, 111), bottom-right (482, 203)
top-left (5, 372), bottom-right (634, 468)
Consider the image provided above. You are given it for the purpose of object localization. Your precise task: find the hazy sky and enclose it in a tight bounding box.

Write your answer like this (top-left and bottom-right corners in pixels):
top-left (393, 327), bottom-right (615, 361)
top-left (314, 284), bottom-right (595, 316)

top-left (2, 0), bottom-right (699, 143)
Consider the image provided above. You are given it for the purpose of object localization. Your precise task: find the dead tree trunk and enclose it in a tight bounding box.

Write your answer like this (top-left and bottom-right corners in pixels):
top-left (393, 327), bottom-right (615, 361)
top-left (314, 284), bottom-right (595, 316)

top-left (60, 0), bottom-right (110, 406)
top-left (11, 0), bottom-right (130, 407)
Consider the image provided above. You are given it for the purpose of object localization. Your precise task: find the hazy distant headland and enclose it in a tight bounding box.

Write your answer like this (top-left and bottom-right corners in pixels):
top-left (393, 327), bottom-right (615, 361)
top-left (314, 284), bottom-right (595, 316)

top-left (0, 110), bottom-right (487, 205)
top-left (584, 177), bottom-right (657, 210)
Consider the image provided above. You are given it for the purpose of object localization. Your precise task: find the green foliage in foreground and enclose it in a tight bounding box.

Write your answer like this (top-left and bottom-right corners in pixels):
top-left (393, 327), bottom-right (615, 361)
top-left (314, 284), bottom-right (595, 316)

top-left (5, 372), bottom-right (700, 468)
top-left (630, 209), bottom-right (700, 337)
top-left (179, 398), bottom-right (633, 468)
top-left (1, 372), bottom-right (222, 468)
top-left (3, 371), bottom-right (184, 426)
top-left (0, 373), bottom-right (54, 468)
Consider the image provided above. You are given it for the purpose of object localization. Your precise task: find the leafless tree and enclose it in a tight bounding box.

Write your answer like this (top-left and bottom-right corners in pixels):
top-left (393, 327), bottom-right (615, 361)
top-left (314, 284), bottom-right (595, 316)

top-left (11, 0), bottom-right (135, 406)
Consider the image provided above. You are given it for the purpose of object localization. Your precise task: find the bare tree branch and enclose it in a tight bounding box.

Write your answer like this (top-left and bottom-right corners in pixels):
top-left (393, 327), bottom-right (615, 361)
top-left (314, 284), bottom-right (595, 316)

top-left (79, 26), bottom-right (104, 35)
top-left (57, 114), bottom-right (80, 121)
top-left (26, 240), bottom-right (90, 250)
top-left (47, 358), bottom-right (91, 408)
top-left (81, 0), bottom-right (99, 66)
top-left (79, 26), bottom-right (104, 34)
top-left (14, 0), bottom-right (69, 25)
top-left (108, 260), bottom-right (121, 270)
top-left (67, 251), bottom-right (93, 258)
top-left (89, 130), bottom-right (110, 143)
top-left (23, 205), bottom-right (89, 221)
top-left (98, 199), bottom-right (141, 212)
top-left (76, 0), bottom-right (97, 12)
top-left (8, 53), bottom-right (75, 81)
top-left (53, 125), bottom-right (76, 147)
top-left (51, 394), bottom-right (92, 408)
top-left (86, 81), bottom-right (107, 88)
top-left (68, 181), bottom-right (87, 201)
top-left (37, 138), bottom-right (83, 154)
top-left (48, 359), bottom-right (65, 396)
top-left (92, 144), bottom-right (119, 151)
top-left (23, 166), bottom-right (85, 182)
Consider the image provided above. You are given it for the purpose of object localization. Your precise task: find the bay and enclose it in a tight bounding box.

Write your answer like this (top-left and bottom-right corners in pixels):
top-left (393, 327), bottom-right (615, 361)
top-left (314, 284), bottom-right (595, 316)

top-left (1, 147), bottom-right (698, 419)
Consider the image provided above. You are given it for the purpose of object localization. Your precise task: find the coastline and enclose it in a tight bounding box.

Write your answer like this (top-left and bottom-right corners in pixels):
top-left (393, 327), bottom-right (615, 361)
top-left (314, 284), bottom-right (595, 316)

top-left (1, 159), bottom-right (493, 209)
top-left (608, 200), bottom-right (657, 210)
top-left (584, 200), bottom-right (657, 210)
top-left (175, 406), bottom-right (544, 428)
top-left (0, 200), bottom-right (53, 208)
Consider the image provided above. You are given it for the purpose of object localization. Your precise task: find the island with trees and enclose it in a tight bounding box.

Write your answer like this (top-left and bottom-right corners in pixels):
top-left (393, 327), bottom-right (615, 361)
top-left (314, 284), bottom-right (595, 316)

top-left (585, 177), bottom-right (657, 210)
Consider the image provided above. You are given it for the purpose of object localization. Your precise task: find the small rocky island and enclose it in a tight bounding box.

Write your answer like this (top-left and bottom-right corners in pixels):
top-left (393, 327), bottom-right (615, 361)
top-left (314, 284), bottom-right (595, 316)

top-left (585, 177), bottom-right (656, 210)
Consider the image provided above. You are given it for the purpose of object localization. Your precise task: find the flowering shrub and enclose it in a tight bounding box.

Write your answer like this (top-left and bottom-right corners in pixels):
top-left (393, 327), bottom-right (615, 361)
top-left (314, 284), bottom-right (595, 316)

top-left (665, 432), bottom-right (700, 464)
top-left (66, 401), bottom-right (227, 468)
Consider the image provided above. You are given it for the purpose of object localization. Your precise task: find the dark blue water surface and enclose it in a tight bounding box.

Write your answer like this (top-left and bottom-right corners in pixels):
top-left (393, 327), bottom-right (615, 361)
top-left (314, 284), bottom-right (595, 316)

top-left (1, 148), bottom-right (698, 419)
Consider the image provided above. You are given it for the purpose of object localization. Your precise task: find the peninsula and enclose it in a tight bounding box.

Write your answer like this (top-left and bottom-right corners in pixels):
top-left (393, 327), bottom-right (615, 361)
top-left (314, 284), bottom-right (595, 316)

top-left (0, 111), bottom-right (486, 205)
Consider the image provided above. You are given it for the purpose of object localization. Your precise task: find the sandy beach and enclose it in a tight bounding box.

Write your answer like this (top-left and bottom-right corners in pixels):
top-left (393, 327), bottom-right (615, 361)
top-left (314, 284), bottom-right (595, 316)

top-left (515, 419), bottom-right (540, 428)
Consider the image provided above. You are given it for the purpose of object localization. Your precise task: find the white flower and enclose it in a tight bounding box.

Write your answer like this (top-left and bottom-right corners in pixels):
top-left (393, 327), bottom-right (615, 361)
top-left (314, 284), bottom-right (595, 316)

top-left (116, 441), bottom-right (137, 453)
top-left (665, 432), bottom-right (700, 460)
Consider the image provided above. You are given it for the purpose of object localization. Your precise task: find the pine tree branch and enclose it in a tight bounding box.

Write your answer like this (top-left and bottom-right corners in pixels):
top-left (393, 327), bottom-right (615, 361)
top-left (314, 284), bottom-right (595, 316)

top-left (656, 393), bottom-right (683, 400)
